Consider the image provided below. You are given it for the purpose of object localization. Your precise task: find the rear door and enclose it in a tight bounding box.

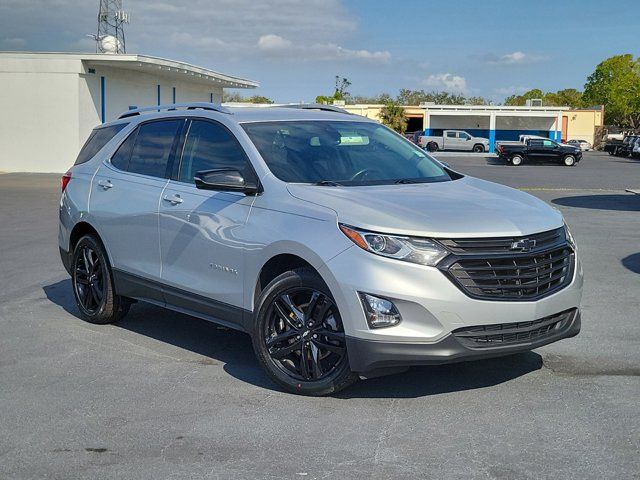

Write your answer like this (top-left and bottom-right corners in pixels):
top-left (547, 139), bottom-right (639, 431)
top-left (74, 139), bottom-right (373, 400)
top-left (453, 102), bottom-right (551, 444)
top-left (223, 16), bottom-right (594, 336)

top-left (159, 118), bottom-right (256, 316)
top-left (90, 119), bottom-right (183, 285)
top-left (443, 131), bottom-right (458, 150)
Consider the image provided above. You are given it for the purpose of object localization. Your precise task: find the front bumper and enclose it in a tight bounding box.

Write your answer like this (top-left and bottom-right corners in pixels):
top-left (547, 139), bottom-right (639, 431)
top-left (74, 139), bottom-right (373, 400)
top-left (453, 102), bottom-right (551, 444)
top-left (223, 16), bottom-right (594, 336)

top-left (320, 243), bottom-right (583, 373)
top-left (346, 309), bottom-right (580, 372)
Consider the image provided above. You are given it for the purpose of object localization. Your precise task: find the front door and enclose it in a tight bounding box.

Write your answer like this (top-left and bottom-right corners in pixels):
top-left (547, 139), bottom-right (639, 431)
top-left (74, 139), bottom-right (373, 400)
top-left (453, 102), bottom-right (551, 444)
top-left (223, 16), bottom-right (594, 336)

top-left (159, 118), bottom-right (256, 318)
top-left (457, 131), bottom-right (473, 150)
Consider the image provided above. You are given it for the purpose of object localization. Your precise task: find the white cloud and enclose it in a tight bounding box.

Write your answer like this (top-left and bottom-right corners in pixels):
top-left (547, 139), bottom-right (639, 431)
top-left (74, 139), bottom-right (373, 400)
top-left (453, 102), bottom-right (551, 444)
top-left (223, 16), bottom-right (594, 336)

top-left (170, 32), bottom-right (234, 51)
top-left (256, 34), bottom-right (391, 63)
top-left (424, 73), bottom-right (468, 93)
top-left (494, 85), bottom-right (531, 96)
top-left (487, 51), bottom-right (547, 65)
top-left (257, 34), bottom-right (293, 51)
top-left (0, 37), bottom-right (27, 49)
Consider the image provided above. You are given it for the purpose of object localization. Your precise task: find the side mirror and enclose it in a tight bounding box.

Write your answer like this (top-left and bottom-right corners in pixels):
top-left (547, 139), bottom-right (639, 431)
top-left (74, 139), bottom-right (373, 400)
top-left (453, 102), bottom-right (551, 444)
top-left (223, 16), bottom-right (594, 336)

top-left (194, 169), bottom-right (260, 195)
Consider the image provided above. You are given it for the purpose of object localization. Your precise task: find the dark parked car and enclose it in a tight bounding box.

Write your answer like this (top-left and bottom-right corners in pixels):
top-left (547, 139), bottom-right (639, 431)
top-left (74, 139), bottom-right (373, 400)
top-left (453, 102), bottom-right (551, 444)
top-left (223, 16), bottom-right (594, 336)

top-left (618, 135), bottom-right (638, 157)
top-left (496, 138), bottom-right (582, 166)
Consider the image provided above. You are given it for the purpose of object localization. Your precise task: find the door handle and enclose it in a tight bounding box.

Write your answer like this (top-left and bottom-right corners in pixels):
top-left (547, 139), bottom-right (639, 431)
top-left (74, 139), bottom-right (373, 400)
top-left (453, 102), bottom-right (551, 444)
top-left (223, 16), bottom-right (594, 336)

top-left (97, 179), bottom-right (113, 190)
top-left (163, 194), bottom-right (183, 205)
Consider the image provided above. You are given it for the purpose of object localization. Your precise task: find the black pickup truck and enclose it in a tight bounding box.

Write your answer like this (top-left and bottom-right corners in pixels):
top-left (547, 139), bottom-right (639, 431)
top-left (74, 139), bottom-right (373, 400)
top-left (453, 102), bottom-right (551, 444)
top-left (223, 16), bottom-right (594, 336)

top-left (496, 138), bottom-right (582, 166)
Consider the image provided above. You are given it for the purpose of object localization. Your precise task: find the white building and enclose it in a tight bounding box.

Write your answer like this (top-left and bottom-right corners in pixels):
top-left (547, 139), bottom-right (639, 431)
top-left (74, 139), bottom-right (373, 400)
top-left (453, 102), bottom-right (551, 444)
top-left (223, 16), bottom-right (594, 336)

top-left (0, 52), bottom-right (258, 172)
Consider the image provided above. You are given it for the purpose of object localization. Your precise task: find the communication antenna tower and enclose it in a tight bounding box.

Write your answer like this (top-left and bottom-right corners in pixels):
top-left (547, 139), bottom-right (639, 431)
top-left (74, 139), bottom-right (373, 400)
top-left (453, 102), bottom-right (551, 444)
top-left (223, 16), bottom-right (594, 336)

top-left (94, 0), bottom-right (130, 53)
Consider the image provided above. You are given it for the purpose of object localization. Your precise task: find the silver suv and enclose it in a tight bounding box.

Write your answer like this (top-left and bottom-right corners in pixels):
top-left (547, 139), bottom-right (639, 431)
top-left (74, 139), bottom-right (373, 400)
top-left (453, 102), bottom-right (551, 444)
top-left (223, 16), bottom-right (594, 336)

top-left (59, 103), bottom-right (583, 395)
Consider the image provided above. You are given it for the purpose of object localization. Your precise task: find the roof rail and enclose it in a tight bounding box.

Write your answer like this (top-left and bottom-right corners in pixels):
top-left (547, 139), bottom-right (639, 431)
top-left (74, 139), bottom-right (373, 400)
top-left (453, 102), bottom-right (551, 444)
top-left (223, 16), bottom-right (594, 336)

top-left (280, 103), bottom-right (351, 114)
top-left (118, 102), bottom-right (231, 119)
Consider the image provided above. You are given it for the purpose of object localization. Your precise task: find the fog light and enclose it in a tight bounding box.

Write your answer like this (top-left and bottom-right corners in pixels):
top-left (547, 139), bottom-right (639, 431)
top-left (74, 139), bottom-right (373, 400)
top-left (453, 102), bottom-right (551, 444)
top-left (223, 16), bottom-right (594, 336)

top-left (359, 293), bottom-right (402, 328)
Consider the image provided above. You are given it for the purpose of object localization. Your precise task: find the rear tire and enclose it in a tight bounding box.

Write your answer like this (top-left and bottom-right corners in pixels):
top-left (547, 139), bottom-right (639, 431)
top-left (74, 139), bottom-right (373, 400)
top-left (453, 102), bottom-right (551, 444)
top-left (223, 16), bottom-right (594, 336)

top-left (563, 155), bottom-right (576, 166)
top-left (252, 268), bottom-right (358, 396)
top-left (71, 234), bottom-right (130, 324)
top-left (427, 142), bottom-right (439, 152)
top-left (511, 155), bottom-right (524, 166)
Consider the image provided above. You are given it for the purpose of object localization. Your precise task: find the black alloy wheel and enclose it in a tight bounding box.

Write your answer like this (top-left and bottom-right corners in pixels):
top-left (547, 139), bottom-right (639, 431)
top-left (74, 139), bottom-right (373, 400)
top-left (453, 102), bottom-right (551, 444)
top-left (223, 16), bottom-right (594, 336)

top-left (265, 288), bottom-right (346, 381)
top-left (252, 268), bottom-right (358, 395)
top-left (71, 234), bottom-right (130, 324)
top-left (74, 244), bottom-right (104, 314)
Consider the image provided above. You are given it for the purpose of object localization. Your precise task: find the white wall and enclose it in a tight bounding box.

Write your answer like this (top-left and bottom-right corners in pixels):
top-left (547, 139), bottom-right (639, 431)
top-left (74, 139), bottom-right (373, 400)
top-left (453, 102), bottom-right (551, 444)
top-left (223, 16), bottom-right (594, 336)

top-left (0, 56), bottom-right (225, 172)
top-left (0, 56), bottom-right (81, 172)
top-left (95, 66), bottom-right (224, 122)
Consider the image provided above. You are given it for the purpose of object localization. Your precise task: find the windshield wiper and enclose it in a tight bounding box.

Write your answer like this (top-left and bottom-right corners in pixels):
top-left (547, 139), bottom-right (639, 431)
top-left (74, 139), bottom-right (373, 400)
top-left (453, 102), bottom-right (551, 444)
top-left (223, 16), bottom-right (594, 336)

top-left (313, 180), bottom-right (344, 186)
top-left (394, 178), bottom-right (425, 184)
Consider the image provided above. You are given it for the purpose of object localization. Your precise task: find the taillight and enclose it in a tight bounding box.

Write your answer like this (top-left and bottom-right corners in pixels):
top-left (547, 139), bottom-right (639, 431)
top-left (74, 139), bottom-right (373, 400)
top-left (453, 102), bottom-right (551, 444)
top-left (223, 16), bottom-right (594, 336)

top-left (61, 170), bottom-right (72, 192)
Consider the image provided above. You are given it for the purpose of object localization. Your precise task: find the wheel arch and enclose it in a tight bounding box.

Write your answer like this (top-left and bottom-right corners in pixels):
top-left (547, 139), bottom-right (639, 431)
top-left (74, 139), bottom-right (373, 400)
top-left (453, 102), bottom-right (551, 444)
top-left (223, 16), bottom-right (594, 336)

top-left (253, 253), bottom-right (322, 309)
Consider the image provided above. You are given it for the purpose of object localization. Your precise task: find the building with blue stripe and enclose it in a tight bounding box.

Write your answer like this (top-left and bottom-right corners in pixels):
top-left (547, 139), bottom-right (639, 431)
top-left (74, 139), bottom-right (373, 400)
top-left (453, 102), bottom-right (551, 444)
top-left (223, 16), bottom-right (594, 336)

top-left (0, 52), bottom-right (258, 172)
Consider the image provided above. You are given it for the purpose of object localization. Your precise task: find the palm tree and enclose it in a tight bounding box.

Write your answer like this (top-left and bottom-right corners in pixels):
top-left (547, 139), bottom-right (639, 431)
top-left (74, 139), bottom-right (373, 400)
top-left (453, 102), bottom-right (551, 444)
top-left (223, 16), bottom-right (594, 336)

top-left (378, 101), bottom-right (408, 133)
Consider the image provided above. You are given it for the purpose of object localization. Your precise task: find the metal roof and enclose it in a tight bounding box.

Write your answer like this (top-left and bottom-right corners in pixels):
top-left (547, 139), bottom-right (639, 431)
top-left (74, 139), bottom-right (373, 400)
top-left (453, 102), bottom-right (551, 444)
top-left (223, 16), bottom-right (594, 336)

top-left (0, 51), bottom-right (258, 89)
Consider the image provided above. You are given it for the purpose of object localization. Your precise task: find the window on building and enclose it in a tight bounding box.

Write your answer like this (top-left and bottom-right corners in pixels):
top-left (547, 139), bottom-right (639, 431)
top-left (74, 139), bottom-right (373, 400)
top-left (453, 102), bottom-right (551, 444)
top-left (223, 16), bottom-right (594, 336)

top-left (178, 120), bottom-right (250, 184)
top-left (126, 120), bottom-right (182, 178)
top-left (75, 124), bottom-right (127, 165)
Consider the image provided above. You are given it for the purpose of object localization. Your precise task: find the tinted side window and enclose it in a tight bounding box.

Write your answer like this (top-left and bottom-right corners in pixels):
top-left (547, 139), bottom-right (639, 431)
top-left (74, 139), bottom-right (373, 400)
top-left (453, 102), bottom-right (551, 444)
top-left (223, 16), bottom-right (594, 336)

top-left (75, 124), bottom-right (127, 165)
top-left (111, 127), bottom-right (138, 171)
top-left (446, 131), bottom-right (456, 138)
top-left (178, 120), bottom-right (250, 183)
top-left (127, 120), bottom-right (182, 178)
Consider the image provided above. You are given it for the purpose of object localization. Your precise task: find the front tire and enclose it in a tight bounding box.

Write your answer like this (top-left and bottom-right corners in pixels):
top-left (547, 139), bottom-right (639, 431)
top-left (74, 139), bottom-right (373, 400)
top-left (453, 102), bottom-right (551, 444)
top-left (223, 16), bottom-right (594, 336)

top-left (473, 144), bottom-right (485, 153)
top-left (71, 234), bottom-right (130, 324)
top-left (563, 155), bottom-right (576, 166)
top-left (511, 154), bottom-right (524, 166)
top-left (252, 268), bottom-right (358, 396)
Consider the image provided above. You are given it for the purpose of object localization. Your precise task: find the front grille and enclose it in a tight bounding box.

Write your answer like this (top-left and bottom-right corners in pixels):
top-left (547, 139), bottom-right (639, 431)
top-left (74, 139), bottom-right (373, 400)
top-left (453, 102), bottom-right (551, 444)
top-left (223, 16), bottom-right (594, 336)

top-left (445, 246), bottom-right (574, 300)
top-left (452, 308), bottom-right (576, 348)
top-left (438, 227), bottom-right (565, 255)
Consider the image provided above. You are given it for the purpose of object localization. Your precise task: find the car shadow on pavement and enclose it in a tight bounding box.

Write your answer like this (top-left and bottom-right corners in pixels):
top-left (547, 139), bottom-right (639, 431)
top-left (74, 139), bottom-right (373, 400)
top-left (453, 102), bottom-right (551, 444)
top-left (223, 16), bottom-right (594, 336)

top-left (552, 194), bottom-right (640, 212)
top-left (44, 279), bottom-right (543, 398)
top-left (485, 157), bottom-right (508, 166)
top-left (621, 253), bottom-right (640, 274)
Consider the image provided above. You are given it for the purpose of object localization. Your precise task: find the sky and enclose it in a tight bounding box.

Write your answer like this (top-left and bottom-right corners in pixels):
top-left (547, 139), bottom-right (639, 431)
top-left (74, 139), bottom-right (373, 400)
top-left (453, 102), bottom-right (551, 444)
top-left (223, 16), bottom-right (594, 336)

top-left (1, 0), bottom-right (639, 103)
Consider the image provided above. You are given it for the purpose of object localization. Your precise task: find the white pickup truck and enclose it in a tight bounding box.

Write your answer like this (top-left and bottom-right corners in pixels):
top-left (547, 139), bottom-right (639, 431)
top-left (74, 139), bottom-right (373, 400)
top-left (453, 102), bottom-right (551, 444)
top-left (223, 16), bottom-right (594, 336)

top-left (419, 130), bottom-right (490, 152)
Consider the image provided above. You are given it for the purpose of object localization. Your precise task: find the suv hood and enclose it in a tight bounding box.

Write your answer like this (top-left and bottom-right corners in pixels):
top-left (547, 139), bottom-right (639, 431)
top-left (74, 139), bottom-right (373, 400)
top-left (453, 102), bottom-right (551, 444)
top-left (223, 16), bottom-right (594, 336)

top-left (287, 176), bottom-right (563, 238)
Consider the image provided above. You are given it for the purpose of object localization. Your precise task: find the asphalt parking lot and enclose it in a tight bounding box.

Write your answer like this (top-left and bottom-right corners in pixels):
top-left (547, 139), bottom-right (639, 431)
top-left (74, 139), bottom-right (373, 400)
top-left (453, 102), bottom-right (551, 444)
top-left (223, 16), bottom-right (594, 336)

top-left (1, 151), bottom-right (639, 479)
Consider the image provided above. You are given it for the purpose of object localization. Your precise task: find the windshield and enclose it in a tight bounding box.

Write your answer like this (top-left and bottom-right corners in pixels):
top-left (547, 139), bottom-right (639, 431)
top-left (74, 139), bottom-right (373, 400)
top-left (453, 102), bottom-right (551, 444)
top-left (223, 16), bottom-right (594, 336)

top-left (242, 121), bottom-right (453, 185)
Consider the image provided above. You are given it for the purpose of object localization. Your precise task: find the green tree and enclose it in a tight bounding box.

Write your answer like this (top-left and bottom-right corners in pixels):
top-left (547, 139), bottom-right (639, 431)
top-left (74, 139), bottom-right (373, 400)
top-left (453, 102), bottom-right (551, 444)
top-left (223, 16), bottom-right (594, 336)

top-left (545, 88), bottom-right (583, 108)
top-left (378, 101), bottom-right (407, 133)
top-left (583, 54), bottom-right (640, 128)
top-left (245, 95), bottom-right (274, 104)
top-left (504, 88), bottom-right (545, 106)
top-left (348, 93), bottom-right (393, 104)
top-left (316, 76), bottom-right (352, 104)
top-left (222, 92), bottom-right (274, 104)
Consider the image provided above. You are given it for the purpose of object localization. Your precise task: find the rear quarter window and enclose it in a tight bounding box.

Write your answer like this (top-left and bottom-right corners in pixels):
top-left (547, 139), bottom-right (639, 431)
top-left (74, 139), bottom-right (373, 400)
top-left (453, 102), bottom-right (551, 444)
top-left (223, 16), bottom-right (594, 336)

top-left (75, 124), bottom-right (127, 165)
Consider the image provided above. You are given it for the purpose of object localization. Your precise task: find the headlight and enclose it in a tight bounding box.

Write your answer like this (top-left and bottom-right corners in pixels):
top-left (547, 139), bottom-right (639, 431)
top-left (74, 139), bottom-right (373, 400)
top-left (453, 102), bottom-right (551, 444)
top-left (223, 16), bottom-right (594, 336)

top-left (563, 223), bottom-right (576, 249)
top-left (339, 224), bottom-right (448, 266)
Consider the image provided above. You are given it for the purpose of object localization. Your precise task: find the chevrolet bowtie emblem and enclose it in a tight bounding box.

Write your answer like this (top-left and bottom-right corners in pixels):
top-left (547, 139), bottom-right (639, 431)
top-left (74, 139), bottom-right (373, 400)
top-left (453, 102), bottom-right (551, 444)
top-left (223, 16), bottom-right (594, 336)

top-left (510, 238), bottom-right (537, 252)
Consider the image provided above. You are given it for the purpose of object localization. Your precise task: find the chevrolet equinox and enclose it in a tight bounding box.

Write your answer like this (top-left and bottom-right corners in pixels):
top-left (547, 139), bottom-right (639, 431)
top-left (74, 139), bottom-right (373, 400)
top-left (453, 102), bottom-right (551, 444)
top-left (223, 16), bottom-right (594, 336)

top-left (59, 103), bottom-right (583, 395)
